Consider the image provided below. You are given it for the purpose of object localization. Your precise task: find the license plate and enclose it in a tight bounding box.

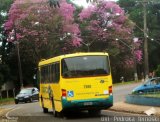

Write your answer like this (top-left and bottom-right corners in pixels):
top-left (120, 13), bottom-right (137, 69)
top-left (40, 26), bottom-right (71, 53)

top-left (19, 98), bottom-right (23, 100)
top-left (84, 102), bottom-right (93, 106)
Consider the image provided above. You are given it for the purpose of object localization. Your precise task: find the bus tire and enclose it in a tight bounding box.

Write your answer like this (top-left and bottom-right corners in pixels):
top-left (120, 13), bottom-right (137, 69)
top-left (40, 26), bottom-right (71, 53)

top-left (88, 110), bottom-right (101, 116)
top-left (41, 97), bottom-right (48, 113)
top-left (52, 98), bottom-right (58, 117)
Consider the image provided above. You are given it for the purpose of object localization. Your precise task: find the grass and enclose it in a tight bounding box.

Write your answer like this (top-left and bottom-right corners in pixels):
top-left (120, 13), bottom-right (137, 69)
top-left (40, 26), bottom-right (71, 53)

top-left (0, 98), bottom-right (14, 105)
top-left (142, 93), bottom-right (160, 98)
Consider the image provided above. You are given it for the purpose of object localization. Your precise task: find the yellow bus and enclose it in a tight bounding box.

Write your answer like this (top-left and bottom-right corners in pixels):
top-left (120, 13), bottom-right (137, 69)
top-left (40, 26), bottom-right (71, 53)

top-left (38, 52), bottom-right (113, 116)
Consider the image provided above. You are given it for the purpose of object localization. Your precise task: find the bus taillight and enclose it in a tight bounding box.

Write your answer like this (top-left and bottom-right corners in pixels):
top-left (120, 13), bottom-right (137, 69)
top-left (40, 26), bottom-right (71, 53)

top-left (109, 86), bottom-right (112, 95)
top-left (62, 89), bottom-right (67, 97)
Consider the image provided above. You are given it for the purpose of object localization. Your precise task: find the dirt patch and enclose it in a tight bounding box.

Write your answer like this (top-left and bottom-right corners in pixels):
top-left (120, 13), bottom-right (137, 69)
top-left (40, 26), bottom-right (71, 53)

top-left (0, 108), bottom-right (12, 117)
top-left (0, 101), bottom-right (14, 106)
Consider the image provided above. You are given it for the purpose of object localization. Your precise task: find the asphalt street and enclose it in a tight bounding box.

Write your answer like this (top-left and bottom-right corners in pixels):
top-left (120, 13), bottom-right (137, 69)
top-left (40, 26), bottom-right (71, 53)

top-left (0, 82), bottom-right (142, 122)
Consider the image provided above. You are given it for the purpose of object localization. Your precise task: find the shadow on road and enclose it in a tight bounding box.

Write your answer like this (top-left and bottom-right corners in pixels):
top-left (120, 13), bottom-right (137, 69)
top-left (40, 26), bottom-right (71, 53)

top-left (2, 111), bottom-right (104, 122)
top-left (48, 110), bottom-right (102, 119)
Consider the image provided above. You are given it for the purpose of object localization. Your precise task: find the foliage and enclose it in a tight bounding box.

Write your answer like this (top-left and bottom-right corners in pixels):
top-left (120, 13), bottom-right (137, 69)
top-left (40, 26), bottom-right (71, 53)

top-left (78, 1), bottom-right (142, 66)
top-left (4, 0), bottom-right (82, 86)
top-left (118, 0), bottom-right (160, 73)
top-left (5, 0), bottom-right (81, 53)
top-left (0, 64), bottom-right (11, 89)
top-left (77, 1), bottom-right (143, 82)
top-left (0, 0), bottom-right (13, 88)
top-left (4, 0), bottom-right (143, 85)
top-left (155, 65), bottom-right (160, 77)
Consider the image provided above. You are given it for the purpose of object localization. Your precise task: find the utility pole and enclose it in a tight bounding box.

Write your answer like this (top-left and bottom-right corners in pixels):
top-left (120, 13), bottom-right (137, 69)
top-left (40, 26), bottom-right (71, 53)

top-left (16, 42), bottom-right (23, 88)
top-left (135, 0), bottom-right (160, 79)
top-left (116, 38), bottom-right (138, 81)
top-left (14, 27), bottom-right (23, 89)
top-left (132, 43), bottom-right (138, 82)
top-left (143, 0), bottom-right (149, 79)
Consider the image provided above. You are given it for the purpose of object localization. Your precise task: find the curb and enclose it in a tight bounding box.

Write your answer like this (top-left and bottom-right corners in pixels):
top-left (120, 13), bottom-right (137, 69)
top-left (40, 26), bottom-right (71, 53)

top-left (109, 102), bottom-right (160, 117)
top-left (109, 108), bottom-right (160, 117)
top-left (108, 108), bottom-right (145, 115)
top-left (126, 94), bottom-right (160, 107)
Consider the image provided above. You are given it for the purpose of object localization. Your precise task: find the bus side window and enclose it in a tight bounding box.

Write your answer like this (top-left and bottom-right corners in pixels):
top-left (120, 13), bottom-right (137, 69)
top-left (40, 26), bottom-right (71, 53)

top-left (50, 63), bottom-right (60, 83)
top-left (46, 66), bottom-right (50, 83)
top-left (44, 66), bottom-right (47, 83)
top-left (51, 64), bottom-right (55, 83)
top-left (48, 65), bottom-right (51, 83)
top-left (55, 63), bottom-right (60, 83)
top-left (41, 67), bottom-right (44, 83)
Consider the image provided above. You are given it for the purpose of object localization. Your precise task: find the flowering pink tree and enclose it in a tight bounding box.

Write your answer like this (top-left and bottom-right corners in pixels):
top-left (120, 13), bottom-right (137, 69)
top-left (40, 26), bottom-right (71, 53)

top-left (78, 1), bottom-right (142, 66)
top-left (5, 0), bottom-right (82, 61)
top-left (5, 0), bottom-right (143, 83)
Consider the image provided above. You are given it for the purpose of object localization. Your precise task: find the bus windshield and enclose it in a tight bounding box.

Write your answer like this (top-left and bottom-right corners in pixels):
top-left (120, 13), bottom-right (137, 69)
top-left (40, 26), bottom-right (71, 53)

top-left (62, 56), bottom-right (110, 78)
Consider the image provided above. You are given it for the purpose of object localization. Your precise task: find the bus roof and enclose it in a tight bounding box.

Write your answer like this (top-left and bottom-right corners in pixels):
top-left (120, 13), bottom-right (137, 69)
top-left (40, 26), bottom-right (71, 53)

top-left (38, 52), bottom-right (109, 66)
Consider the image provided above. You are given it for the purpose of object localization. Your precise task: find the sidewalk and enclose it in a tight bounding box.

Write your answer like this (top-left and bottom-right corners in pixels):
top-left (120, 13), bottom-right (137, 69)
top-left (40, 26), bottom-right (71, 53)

top-left (109, 102), bottom-right (160, 116)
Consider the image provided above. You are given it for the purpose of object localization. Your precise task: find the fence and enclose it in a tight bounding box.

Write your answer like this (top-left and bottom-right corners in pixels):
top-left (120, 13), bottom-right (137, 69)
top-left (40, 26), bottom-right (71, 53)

top-left (0, 89), bottom-right (15, 99)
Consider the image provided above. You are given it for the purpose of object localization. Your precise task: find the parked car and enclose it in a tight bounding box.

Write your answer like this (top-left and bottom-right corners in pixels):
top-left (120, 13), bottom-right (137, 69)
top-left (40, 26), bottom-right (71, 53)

top-left (15, 87), bottom-right (39, 104)
top-left (132, 77), bottom-right (160, 94)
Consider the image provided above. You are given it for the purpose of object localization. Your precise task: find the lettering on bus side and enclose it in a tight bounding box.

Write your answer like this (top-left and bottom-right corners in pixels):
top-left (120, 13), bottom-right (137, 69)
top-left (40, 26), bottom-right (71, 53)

top-left (84, 85), bottom-right (91, 88)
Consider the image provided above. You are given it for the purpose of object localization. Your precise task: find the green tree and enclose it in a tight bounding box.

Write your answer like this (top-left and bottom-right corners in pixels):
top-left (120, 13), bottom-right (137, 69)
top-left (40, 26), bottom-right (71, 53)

top-left (0, 64), bottom-right (11, 89)
top-left (0, 0), bottom-right (13, 88)
top-left (155, 65), bottom-right (160, 77)
top-left (118, 0), bottom-right (160, 76)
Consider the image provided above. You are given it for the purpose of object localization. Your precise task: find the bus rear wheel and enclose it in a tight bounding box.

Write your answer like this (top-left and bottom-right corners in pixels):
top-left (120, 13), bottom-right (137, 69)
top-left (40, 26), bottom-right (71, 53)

top-left (41, 97), bottom-right (48, 113)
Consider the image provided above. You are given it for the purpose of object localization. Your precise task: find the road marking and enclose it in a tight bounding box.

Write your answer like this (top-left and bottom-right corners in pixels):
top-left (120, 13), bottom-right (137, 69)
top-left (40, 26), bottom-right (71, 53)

top-left (6, 107), bottom-right (21, 120)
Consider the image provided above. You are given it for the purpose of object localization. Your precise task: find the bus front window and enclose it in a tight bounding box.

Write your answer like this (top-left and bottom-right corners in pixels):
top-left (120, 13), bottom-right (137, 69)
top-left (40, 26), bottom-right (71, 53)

top-left (61, 56), bottom-right (110, 78)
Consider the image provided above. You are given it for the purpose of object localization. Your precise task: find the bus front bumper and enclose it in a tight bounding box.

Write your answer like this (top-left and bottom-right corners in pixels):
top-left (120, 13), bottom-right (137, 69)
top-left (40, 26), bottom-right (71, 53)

top-left (61, 95), bottom-right (113, 111)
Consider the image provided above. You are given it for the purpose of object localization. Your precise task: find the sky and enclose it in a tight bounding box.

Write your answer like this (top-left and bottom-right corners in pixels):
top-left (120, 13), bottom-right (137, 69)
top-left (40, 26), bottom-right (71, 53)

top-left (71, 0), bottom-right (117, 8)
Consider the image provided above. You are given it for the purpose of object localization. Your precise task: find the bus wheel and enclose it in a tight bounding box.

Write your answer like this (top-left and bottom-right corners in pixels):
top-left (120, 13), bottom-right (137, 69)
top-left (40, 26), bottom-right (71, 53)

top-left (41, 97), bottom-right (48, 113)
top-left (88, 110), bottom-right (101, 116)
top-left (52, 99), bottom-right (58, 117)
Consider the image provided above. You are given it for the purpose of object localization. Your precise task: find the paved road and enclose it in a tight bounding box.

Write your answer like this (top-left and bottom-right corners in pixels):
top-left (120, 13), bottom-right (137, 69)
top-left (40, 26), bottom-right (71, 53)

top-left (113, 82), bottom-right (141, 102)
top-left (3, 102), bottom-right (142, 122)
top-left (1, 82), bottom-right (142, 122)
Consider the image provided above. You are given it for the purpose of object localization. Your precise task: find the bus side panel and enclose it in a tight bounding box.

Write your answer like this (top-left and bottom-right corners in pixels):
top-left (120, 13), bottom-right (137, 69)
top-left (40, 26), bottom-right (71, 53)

top-left (39, 83), bottom-right (63, 112)
top-left (51, 84), bottom-right (63, 112)
top-left (39, 84), bottom-right (52, 109)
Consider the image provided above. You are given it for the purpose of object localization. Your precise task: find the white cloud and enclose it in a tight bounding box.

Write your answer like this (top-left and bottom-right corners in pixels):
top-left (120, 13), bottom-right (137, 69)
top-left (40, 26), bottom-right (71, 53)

top-left (71, 0), bottom-right (90, 8)
top-left (71, 0), bottom-right (118, 8)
